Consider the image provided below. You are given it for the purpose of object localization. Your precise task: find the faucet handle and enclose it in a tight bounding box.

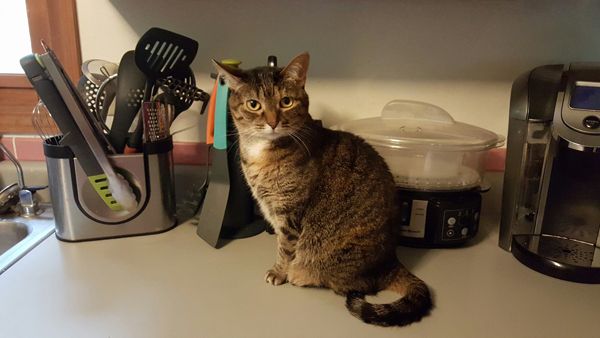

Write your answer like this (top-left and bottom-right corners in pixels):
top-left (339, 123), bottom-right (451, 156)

top-left (24, 185), bottom-right (48, 193)
top-left (18, 188), bottom-right (41, 217)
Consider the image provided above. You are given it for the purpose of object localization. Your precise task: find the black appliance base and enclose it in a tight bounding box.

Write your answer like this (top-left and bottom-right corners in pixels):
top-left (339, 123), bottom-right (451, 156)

top-left (396, 188), bottom-right (482, 248)
top-left (511, 234), bottom-right (600, 284)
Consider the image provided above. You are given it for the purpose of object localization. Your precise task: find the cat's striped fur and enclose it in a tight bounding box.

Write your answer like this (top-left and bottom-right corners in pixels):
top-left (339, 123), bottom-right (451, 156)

top-left (213, 53), bottom-right (432, 326)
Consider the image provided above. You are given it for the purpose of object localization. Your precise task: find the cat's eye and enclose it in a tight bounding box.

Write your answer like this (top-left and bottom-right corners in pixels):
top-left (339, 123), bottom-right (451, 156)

top-left (280, 97), bottom-right (294, 108)
top-left (245, 99), bottom-right (262, 111)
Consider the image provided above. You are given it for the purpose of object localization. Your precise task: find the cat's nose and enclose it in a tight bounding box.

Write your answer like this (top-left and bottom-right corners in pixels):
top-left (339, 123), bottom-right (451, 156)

top-left (266, 119), bottom-right (279, 130)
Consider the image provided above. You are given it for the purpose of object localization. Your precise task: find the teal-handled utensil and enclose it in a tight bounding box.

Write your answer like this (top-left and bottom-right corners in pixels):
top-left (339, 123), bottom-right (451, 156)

top-left (213, 78), bottom-right (229, 150)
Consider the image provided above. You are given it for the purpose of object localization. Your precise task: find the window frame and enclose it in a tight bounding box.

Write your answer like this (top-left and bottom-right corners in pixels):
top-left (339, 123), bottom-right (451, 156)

top-left (0, 0), bottom-right (81, 133)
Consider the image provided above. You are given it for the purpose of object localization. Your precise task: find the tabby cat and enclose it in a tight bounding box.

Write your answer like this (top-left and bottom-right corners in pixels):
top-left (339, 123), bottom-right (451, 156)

top-left (212, 53), bottom-right (433, 327)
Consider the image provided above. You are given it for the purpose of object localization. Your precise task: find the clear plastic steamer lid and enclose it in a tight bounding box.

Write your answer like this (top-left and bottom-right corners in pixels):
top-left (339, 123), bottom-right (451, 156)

top-left (338, 100), bottom-right (505, 151)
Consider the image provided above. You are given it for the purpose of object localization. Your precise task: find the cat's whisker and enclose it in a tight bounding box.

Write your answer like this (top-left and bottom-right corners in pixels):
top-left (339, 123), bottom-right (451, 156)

top-left (227, 138), bottom-right (241, 154)
top-left (287, 133), bottom-right (304, 154)
top-left (300, 124), bottom-right (317, 137)
top-left (293, 126), bottom-right (315, 142)
top-left (294, 131), bottom-right (312, 143)
top-left (231, 129), bottom-right (255, 137)
top-left (234, 129), bottom-right (260, 142)
top-left (294, 125), bottom-right (314, 139)
top-left (290, 132), bottom-right (311, 157)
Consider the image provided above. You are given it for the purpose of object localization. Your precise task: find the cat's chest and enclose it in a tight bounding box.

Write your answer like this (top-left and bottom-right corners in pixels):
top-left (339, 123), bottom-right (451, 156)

top-left (241, 157), bottom-right (295, 193)
top-left (243, 139), bottom-right (270, 161)
top-left (240, 142), bottom-right (305, 198)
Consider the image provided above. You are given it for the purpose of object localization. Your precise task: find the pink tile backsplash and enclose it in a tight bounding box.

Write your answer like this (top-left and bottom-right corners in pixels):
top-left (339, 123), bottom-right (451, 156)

top-left (0, 135), bottom-right (211, 165)
top-left (486, 148), bottom-right (506, 172)
top-left (172, 142), bottom-right (210, 165)
top-left (0, 137), bottom-right (15, 160)
top-left (13, 137), bottom-right (45, 161)
top-left (0, 135), bottom-right (507, 170)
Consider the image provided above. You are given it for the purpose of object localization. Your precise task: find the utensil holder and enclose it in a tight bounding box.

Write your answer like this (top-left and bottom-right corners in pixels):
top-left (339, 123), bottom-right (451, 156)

top-left (43, 136), bottom-right (176, 241)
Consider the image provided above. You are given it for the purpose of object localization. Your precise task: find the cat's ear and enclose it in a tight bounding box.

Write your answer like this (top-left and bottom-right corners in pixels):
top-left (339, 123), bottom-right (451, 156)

top-left (280, 52), bottom-right (310, 87)
top-left (211, 59), bottom-right (244, 91)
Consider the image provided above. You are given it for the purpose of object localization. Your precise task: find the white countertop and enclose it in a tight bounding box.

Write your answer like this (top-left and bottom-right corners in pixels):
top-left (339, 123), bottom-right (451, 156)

top-left (0, 174), bottom-right (599, 338)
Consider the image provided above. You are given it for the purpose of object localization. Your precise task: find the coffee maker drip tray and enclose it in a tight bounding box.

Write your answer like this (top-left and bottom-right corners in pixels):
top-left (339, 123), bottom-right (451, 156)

top-left (512, 234), bottom-right (600, 283)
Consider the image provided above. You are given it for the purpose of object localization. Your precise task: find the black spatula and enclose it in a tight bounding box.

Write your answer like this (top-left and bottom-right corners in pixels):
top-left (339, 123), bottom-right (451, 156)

top-left (127, 27), bottom-right (199, 149)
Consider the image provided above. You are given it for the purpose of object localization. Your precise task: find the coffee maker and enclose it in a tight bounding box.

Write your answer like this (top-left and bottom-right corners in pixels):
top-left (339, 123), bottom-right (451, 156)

top-left (500, 63), bottom-right (600, 283)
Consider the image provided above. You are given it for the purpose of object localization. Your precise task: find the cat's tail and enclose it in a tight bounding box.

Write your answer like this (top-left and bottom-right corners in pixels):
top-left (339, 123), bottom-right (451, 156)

top-left (345, 266), bottom-right (433, 327)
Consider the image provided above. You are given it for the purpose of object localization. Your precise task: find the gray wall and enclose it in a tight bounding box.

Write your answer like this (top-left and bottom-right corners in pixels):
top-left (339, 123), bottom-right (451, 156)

top-left (77, 0), bottom-right (600, 140)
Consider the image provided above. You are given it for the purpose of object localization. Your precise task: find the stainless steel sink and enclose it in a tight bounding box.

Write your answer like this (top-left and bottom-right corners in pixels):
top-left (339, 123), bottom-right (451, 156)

top-left (0, 204), bottom-right (55, 274)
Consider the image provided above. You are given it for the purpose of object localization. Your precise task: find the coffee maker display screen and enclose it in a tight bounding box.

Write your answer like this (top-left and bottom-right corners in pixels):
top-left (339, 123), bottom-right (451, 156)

top-left (570, 81), bottom-right (600, 110)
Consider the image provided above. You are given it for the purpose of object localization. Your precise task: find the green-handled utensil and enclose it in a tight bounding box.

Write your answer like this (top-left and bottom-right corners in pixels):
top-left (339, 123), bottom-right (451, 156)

top-left (21, 50), bottom-right (137, 212)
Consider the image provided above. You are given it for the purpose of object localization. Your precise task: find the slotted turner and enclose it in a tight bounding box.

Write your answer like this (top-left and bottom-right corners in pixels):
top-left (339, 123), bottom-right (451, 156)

top-left (135, 28), bottom-right (198, 84)
top-left (128, 28), bottom-right (199, 149)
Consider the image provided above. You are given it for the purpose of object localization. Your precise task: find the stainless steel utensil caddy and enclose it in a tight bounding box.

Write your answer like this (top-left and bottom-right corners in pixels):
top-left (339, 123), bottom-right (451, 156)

top-left (43, 136), bottom-right (176, 241)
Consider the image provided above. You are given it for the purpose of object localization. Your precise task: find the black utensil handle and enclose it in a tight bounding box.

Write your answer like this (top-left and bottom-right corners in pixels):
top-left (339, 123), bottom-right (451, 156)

top-left (128, 118), bottom-right (144, 150)
top-left (109, 51), bottom-right (146, 153)
top-left (199, 97), bottom-right (209, 115)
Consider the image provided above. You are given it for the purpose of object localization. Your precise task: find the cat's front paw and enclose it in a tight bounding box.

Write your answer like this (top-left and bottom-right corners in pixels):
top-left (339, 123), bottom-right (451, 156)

top-left (265, 269), bottom-right (287, 286)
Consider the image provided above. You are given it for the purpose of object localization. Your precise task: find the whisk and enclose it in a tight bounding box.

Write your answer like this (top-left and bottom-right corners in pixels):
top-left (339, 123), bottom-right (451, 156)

top-left (32, 99), bottom-right (62, 145)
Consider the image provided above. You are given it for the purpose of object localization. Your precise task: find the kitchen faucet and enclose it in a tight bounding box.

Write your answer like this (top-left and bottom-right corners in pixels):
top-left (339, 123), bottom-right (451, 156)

top-left (0, 142), bottom-right (45, 217)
